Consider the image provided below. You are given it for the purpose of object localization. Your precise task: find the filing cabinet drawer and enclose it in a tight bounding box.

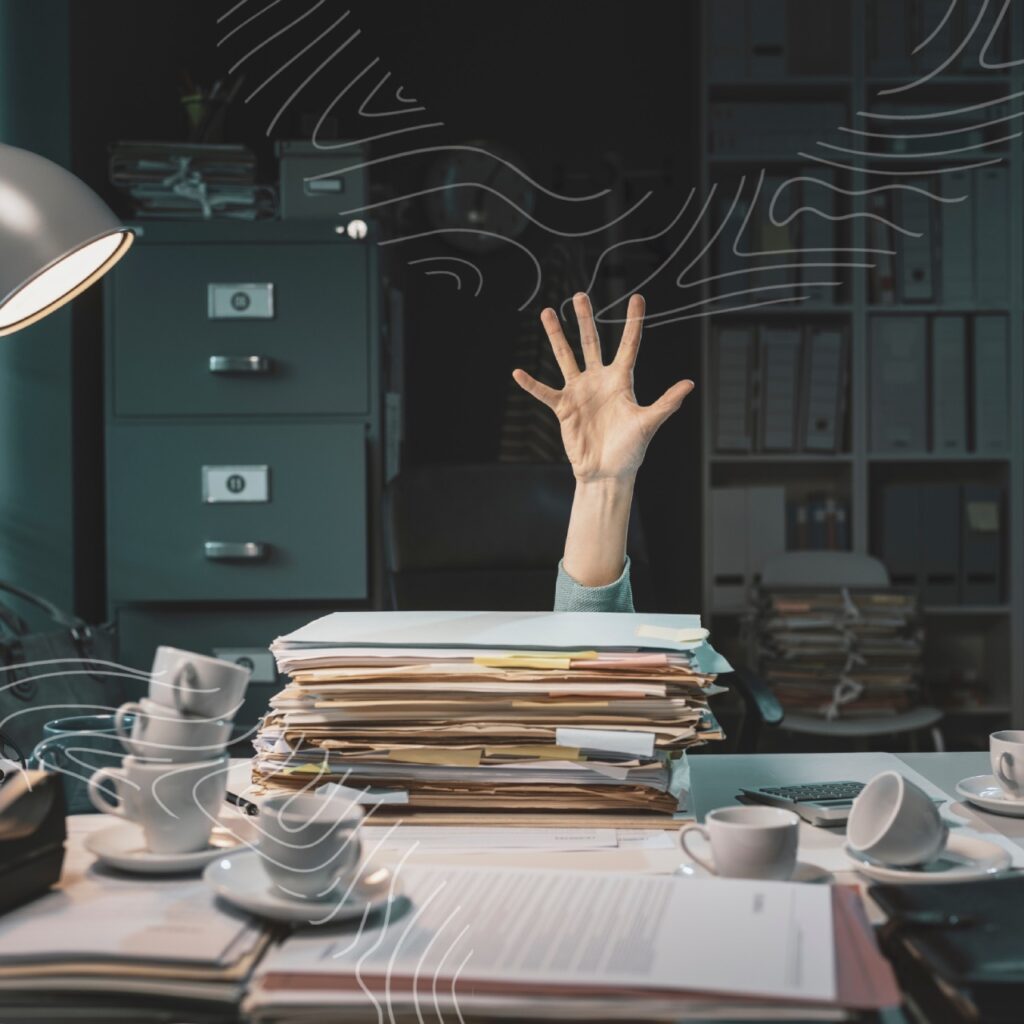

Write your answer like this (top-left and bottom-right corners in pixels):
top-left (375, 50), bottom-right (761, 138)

top-left (107, 422), bottom-right (367, 601)
top-left (110, 241), bottom-right (369, 417)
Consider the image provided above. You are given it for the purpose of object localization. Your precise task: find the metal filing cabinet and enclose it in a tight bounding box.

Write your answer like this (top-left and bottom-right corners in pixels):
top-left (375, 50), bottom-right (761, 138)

top-left (104, 221), bottom-right (382, 719)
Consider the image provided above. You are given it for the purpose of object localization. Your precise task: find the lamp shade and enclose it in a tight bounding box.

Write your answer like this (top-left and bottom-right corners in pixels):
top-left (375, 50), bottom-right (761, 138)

top-left (0, 143), bottom-right (132, 337)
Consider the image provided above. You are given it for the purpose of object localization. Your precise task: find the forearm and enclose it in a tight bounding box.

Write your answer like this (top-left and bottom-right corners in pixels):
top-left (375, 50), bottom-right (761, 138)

top-left (562, 476), bottom-right (636, 587)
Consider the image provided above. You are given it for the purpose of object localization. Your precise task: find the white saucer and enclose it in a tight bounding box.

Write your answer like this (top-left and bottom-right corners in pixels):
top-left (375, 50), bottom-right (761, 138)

top-left (203, 850), bottom-right (397, 924)
top-left (675, 860), bottom-right (831, 884)
top-left (955, 775), bottom-right (1024, 817)
top-left (844, 832), bottom-right (1011, 884)
top-left (85, 820), bottom-right (253, 875)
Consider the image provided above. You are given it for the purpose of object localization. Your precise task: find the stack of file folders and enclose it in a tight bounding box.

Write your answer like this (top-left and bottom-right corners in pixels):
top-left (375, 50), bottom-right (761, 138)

top-left (253, 611), bottom-right (729, 818)
top-left (752, 588), bottom-right (923, 718)
top-left (109, 141), bottom-right (275, 219)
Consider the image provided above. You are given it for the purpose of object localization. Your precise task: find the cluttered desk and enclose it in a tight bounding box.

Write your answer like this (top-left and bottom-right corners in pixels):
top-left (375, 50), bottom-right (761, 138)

top-left (2, 610), bottom-right (1024, 1023)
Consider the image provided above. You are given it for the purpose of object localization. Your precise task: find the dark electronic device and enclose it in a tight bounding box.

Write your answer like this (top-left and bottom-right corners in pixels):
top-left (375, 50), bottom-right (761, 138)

top-left (738, 780), bottom-right (865, 826)
top-left (0, 769), bottom-right (66, 915)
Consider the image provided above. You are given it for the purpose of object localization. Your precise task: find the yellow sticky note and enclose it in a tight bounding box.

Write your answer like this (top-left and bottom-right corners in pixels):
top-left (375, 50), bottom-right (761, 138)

top-left (636, 624), bottom-right (709, 644)
top-left (485, 745), bottom-right (581, 760)
top-left (283, 763), bottom-right (331, 775)
top-left (474, 656), bottom-right (572, 669)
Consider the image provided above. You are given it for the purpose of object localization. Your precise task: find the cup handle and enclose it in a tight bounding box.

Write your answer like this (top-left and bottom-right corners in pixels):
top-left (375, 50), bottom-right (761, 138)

top-left (171, 662), bottom-right (200, 711)
top-left (88, 767), bottom-right (127, 817)
top-left (678, 824), bottom-right (716, 875)
top-left (998, 752), bottom-right (1019, 793)
top-left (115, 702), bottom-right (142, 746)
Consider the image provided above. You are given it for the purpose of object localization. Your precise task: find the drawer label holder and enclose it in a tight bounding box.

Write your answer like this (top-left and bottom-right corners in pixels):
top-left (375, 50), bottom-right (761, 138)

top-left (203, 465), bottom-right (270, 503)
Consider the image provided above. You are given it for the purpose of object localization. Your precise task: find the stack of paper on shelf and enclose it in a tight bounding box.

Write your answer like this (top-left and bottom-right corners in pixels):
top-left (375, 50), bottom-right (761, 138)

top-left (752, 588), bottom-right (923, 718)
top-left (0, 852), bottom-right (271, 1023)
top-left (243, 866), bottom-right (900, 1023)
top-left (253, 611), bottom-right (729, 818)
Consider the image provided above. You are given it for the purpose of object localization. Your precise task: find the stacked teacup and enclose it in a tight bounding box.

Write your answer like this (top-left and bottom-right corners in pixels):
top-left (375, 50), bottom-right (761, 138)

top-left (87, 646), bottom-right (250, 855)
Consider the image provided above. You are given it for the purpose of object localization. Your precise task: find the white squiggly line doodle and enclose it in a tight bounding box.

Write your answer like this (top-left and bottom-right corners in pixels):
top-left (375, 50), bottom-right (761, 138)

top-left (395, 85), bottom-right (418, 104)
top-left (979, 0), bottom-right (1020, 68)
top-left (408, 257), bottom-right (484, 297)
top-left (913, 0), bottom-right (959, 53)
top-left (841, 107), bottom-right (1024, 139)
top-left (381, 229), bottom-right (542, 310)
top-left (217, 0), bottom-right (251, 24)
top-left (384, 880), bottom-right (447, 1022)
top-left (331, 182), bottom-right (653, 238)
top-left (878, 0), bottom-right (989, 95)
top-left (359, 70), bottom-right (427, 117)
top-left (798, 152), bottom-right (1003, 176)
top-left (266, 27), bottom-right (363, 135)
top-left (245, 8), bottom-right (352, 103)
top-left (818, 132), bottom-right (1021, 160)
top-left (310, 57), bottom-right (444, 149)
top-left (411, 902), bottom-right (463, 1024)
top-left (225, 0), bottom-right (326, 73)
top-left (217, 0), bottom-right (285, 47)
top-left (859, 90), bottom-right (1024, 120)
top-left (422, 269), bottom-right (462, 290)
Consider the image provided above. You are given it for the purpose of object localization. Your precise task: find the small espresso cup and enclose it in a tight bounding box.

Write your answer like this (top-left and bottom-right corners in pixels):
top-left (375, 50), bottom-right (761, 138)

top-left (258, 791), bottom-right (364, 901)
top-left (847, 770), bottom-right (947, 866)
top-left (114, 697), bottom-right (232, 762)
top-left (148, 646), bottom-right (249, 720)
top-left (87, 753), bottom-right (228, 854)
top-left (678, 805), bottom-right (800, 880)
top-left (991, 730), bottom-right (1024, 799)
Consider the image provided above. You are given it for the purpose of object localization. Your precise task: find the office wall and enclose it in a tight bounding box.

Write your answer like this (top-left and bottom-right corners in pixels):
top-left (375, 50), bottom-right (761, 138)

top-left (0, 0), bottom-right (94, 621)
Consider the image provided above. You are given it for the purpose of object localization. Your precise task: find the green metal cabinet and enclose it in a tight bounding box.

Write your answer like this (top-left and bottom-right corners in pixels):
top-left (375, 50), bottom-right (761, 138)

top-left (104, 222), bottom-right (382, 666)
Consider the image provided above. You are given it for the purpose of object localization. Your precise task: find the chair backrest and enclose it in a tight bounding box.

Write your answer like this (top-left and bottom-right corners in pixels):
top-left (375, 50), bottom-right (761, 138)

top-left (759, 551), bottom-right (891, 588)
top-left (383, 463), bottom-right (652, 610)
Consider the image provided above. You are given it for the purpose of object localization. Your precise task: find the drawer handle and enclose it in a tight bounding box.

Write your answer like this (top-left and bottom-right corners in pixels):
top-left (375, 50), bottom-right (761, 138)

top-left (204, 541), bottom-right (268, 561)
top-left (208, 355), bottom-right (273, 375)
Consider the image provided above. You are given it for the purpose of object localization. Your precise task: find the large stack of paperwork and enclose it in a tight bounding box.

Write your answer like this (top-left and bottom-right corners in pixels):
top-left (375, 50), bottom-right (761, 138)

top-left (753, 588), bottom-right (924, 718)
top-left (254, 611), bottom-right (729, 818)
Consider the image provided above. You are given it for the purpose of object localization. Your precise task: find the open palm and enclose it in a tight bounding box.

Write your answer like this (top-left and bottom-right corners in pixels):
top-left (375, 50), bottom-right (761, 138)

top-left (512, 293), bottom-right (693, 482)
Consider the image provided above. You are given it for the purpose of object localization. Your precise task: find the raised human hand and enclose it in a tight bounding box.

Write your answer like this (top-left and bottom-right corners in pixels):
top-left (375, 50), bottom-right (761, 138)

top-left (512, 293), bottom-right (694, 482)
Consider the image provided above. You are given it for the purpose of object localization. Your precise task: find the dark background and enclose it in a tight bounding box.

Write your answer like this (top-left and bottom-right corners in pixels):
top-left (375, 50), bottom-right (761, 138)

top-left (0, 0), bottom-right (703, 618)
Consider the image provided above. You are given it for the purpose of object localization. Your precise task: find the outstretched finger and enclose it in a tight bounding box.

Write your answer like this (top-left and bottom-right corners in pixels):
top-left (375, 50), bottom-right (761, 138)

top-left (572, 292), bottom-right (603, 369)
top-left (539, 307), bottom-right (581, 381)
top-left (512, 368), bottom-right (559, 409)
top-left (614, 293), bottom-right (645, 370)
top-left (641, 379), bottom-right (694, 431)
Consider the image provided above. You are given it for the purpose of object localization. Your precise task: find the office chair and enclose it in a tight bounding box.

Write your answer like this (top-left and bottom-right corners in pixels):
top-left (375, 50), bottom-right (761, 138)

top-left (756, 551), bottom-right (944, 751)
top-left (382, 464), bottom-right (781, 752)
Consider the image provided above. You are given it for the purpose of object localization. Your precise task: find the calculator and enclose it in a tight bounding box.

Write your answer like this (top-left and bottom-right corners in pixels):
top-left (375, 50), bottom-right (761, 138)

top-left (737, 781), bottom-right (865, 826)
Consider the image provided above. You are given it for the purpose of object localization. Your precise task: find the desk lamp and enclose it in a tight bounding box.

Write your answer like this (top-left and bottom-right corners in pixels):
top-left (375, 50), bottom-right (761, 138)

top-left (0, 143), bottom-right (132, 907)
top-left (0, 142), bottom-right (132, 336)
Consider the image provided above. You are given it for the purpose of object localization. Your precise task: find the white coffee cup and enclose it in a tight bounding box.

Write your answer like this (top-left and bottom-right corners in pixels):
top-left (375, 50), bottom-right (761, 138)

top-left (258, 791), bottom-right (364, 901)
top-left (847, 770), bottom-right (947, 866)
top-left (678, 805), bottom-right (800, 880)
top-left (114, 697), bottom-right (232, 762)
top-left (87, 754), bottom-right (228, 854)
top-left (991, 730), bottom-right (1024, 799)
top-left (148, 646), bottom-right (250, 720)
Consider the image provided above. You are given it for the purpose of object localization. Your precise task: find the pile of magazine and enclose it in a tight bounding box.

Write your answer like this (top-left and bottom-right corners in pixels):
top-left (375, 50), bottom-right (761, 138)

top-left (752, 587), bottom-right (924, 718)
top-left (109, 141), bottom-right (275, 220)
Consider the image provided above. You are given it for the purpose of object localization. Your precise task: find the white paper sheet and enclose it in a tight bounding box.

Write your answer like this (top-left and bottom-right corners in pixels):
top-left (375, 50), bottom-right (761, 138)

top-left (359, 825), bottom-right (621, 852)
top-left (255, 866), bottom-right (836, 1004)
top-left (556, 728), bottom-right (655, 758)
top-left (278, 610), bottom-right (705, 652)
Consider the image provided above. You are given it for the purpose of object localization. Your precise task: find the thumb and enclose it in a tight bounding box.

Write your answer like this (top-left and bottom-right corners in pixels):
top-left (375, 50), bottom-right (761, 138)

top-left (642, 379), bottom-right (694, 430)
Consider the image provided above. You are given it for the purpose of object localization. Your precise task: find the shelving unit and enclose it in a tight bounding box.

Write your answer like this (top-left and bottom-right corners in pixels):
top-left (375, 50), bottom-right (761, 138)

top-left (698, 1), bottom-right (1023, 737)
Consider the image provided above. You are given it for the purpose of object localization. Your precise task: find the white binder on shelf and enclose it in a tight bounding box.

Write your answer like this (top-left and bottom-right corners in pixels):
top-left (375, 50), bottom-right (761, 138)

top-left (869, 316), bottom-right (927, 452)
top-left (973, 315), bottom-right (1010, 454)
top-left (800, 167), bottom-right (836, 306)
top-left (897, 177), bottom-right (935, 302)
top-left (712, 326), bottom-right (755, 452)
top-left (758, 326), bottom-right (802, 451)
top-left (930, 316), bottom-right (968, 454)
top-left (746, 486), bottom-right (787, 586)
top-left (974, 166), bottom-right (1009, 306)
top-left (801, 327), bottom-right (847, 452)
top-left (939, 170), bottom-right (974, 304)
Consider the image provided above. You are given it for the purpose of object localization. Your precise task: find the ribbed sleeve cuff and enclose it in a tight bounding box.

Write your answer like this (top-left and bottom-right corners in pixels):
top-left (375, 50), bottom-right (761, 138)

top-left (553, 557), bottom-right (635, 613)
